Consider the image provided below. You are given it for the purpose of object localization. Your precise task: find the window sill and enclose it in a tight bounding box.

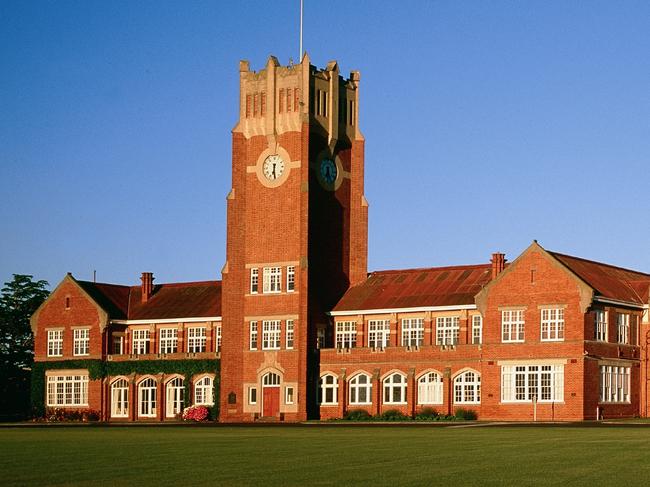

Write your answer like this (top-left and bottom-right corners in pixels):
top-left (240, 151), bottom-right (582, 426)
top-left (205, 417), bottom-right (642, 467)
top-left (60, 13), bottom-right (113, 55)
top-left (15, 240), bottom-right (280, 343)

top-left (320, 403), bottom-right (339, 407)
top-left (349, 402), bottom-right (372, 406)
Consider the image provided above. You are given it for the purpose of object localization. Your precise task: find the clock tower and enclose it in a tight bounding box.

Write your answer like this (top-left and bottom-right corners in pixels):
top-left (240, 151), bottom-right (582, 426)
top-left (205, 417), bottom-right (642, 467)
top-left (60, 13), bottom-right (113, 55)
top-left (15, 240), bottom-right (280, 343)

top-left (220, 54), bottom-right (367, 421)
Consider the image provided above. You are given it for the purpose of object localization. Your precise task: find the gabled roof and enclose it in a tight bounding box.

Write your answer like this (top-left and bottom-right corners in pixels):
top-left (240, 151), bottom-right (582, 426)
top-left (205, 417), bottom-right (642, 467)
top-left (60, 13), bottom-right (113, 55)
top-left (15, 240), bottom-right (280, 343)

top-left (75, 279), bottom-right (222, 321)
top-left (332, 264), bottom-right (493, 313)
top-left (549, 252), bottom-right (650, 305)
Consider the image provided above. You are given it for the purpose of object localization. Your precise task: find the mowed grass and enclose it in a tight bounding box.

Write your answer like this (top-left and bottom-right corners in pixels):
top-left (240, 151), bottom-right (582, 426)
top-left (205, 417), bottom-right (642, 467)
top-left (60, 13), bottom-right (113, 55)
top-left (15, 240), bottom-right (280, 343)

top-left (2, 424), bottom-right (650, 486)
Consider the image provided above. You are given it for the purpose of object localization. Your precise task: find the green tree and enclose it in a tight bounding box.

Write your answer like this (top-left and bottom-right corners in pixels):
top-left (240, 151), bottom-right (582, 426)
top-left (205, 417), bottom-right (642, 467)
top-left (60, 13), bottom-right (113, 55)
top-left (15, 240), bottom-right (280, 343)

top-left (0, 274), bottom-right (49, 420)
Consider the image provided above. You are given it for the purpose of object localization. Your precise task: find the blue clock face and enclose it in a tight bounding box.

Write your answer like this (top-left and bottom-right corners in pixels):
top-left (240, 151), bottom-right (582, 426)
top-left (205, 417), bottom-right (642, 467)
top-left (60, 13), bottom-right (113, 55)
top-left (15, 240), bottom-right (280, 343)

top-left (320, 159), bottom-right (337, 185)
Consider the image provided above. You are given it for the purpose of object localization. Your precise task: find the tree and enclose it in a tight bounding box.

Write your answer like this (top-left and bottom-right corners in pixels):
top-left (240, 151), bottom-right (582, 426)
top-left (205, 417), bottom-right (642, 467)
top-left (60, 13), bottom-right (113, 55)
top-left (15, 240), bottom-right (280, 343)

top-left (0, 274), bottom-right (49, 420)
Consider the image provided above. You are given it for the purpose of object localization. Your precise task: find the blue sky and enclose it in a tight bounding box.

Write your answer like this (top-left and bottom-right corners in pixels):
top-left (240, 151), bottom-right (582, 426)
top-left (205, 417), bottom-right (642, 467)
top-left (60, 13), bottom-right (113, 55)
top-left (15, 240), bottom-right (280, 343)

top-left (2, 1), bottom-right (649, 288)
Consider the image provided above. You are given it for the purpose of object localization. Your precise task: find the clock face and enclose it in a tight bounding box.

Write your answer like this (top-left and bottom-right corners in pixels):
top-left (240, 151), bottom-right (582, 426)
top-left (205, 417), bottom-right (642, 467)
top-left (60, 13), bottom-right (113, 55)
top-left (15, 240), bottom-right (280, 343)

top-left (320, 158), bottom-right (337, 185)
top-left (262, 154), bottom-right (285, 181)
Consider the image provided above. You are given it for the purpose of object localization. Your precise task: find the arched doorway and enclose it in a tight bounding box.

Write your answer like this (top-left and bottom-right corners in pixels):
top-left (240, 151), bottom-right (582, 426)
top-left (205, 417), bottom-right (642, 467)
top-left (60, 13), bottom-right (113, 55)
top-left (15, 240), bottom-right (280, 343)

top-left (262, 372), bottom-right (281, 417)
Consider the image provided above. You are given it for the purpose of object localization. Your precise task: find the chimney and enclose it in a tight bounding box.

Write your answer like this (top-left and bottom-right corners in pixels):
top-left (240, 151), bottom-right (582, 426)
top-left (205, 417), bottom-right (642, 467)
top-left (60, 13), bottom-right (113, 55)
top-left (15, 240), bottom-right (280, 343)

top-left (491, 253), bottom-right (506, 279)
top-left (141, 272), bottom-right (154, 303)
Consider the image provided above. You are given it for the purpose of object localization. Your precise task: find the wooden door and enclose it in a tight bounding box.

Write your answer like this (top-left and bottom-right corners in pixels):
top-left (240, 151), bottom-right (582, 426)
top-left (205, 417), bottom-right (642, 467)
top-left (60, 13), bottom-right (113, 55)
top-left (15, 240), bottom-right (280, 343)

top-left (263, 387), bottom-right (280, 417)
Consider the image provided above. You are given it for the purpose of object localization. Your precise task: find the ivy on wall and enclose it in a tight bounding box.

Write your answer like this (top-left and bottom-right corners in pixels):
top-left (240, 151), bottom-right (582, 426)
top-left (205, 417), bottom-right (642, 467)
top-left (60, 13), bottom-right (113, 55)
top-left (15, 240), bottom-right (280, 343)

top-left (31, 359), bottom-right (220, 419)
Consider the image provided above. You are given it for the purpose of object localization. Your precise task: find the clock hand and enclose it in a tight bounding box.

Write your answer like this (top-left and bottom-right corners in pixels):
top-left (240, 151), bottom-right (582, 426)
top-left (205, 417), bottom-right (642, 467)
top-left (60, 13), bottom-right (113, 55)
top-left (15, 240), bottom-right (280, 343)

top-left (272, 164), bottom-right (276, 179)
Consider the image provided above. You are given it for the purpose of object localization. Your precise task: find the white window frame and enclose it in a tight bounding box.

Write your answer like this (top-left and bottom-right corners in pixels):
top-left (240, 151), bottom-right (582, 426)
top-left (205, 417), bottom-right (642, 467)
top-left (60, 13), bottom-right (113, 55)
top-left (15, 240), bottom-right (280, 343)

top-left (112, 335), bottom-right (124, 355)
top-left (418, 372), bottom-right (443, 405)
top-left (501, 364), bottom-right (564, 403)
top-left (187, 327), bottom-right (207, 353)
top-left (287, 266), bottom-right (295, 292)
top-left (595, 310), bottom-right (607, 341)
top-left (159, 328), bottom-right (178, 354)
top-left (138, 378), bottom-right (157, 418)
top-left (472, 315), bottom-right (482, 345)
top-left (194, 376), bottom-right (214, 406)
top-left (502, 310), bottom-right (525, 343)
top-left (617, 313), bottom-right (630, 345)
top-left (165, 377), bottom-right (184, 418)
top-left (262, 320), bottom-right (281, 350)
top-left (110, 378), bottom-right (129, 418)
top-left (263, 266), bottom-right (282, 293)
top-left (336, 321), bottom-right (357, 349)
top-left (349, 373), bottom-right (372, 405)
top-left (250, 321), bottom-right (258, 350)
top-left (248, 387), bottom-right (257, 405)
top-left (401, 318), bottom-right (424, 347)
top-left (46, 374), bottom-right (89, 407)
top-left (454, 371), bottom-right (481, 404)
top-left (216, 325), bottom-right (222, 352)
top-left (132, 329), bottom-right (150, 355)
top-left (320, 374), bottom-right (338, 405)
top-left (436, 316), bottom-right (460, 345)
top-left (541, 308), bottom-right (564, 342)
top-left (250, 268), bottom-right (259, 294)
top-left (73, 328), bottom-right (90, 356)
top-left (368, 320), bottom-right (390, 349)
top-left (285, 386), bottom-right (295, 404)
top-left (286, 320), bottom-right (294, 349)
top-left (47, 329), bottom-right (63, 357)
top-left (383, 373), bottom-right (407, 405)
top-left (600, 365), bottom-right (631, 403)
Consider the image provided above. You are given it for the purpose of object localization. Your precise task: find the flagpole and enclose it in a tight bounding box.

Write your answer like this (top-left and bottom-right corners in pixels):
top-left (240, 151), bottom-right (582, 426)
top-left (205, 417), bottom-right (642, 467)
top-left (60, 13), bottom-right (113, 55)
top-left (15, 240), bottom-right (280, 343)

top-left (299, 0), bottom-right (303, 61)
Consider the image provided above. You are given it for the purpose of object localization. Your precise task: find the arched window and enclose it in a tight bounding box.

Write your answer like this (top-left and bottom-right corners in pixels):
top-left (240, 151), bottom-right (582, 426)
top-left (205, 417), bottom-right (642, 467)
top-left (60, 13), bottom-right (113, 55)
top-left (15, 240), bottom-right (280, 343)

top-left (383, 372), bottom-right (407, 404)
top-left (349, 373), bottom-right (372, 405)
top-left (194, 376), bottom-right (214, 406)
top-left (418, 372), bottom-right (443, 405)
top-left (454, 371), bottom-right (481, 404)
top-left (138, 378), bottom-right (157, 417)
top-left (319, 374), bottom-right (338, 405)
top-left (166, 377), bottom-right (184, 418)
top-left (111, 378), bottom-right (129, 418)
top-left (263, 372), bottom-right (281, 386)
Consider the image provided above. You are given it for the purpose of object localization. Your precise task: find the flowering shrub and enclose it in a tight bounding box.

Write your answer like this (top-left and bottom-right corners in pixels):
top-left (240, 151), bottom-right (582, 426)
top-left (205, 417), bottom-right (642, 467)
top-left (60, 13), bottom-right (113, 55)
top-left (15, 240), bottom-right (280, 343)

top-left (182, 405), bottom-right (209, 422)
top-left (43, 408), bottom-right (100, 422)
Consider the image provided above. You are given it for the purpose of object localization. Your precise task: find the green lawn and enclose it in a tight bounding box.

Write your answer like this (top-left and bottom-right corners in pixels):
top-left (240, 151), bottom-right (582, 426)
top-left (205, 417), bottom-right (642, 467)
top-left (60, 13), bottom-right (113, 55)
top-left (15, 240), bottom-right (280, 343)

top-left (2, 424), bottom-right (650, 486)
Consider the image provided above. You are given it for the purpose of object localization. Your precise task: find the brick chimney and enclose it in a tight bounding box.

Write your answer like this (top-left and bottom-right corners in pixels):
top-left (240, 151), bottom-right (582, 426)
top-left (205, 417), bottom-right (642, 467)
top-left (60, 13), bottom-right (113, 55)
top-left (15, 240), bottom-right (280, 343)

top-left (491, 253), bottom-right (506, 279)
top-left (141, 272), bottom-right (154, 303)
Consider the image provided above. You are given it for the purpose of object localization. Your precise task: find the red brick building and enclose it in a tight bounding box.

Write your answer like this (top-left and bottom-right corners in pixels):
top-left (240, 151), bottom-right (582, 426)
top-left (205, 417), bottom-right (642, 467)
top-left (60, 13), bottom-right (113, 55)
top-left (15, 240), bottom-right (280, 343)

top-left (31, 56), bottom-right (650, 421)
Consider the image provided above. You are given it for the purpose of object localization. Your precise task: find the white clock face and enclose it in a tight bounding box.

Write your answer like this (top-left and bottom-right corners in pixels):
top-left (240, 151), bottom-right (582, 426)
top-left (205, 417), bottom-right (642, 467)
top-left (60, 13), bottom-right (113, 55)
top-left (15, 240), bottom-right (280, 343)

top-left (262, 154), bottom-right (285, 181)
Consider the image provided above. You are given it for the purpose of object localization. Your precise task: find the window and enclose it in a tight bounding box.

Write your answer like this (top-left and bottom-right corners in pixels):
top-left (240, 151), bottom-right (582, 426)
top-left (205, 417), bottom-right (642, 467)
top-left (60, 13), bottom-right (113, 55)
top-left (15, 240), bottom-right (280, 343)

top-left (383, 373), bottom-right (407, 404)
top-left (249, 387), bottom-right (257, 405)
top-left (159, 328), bottom-right (178, 354)
top-left (132, 329), bottom-right (150, 355)
top-left (286, 320), bottom-right (294, 349)
top-left (250, 321), bottom-right (258, 350)
top-left (335, 321), bottom-right (357, 348)
top-left (502, 310), bottom-right (525, 342)
top-left (250, 268), bottom-right (259, 294)
top-left (294, 88), bottom-right (300, 112)
top-left (216, 325), bottom-right (222, 352)
top-left (287, 266), bottom-right (295, 292)
top-left (472, 315), bottom-right (483, 345)
top-left (600, 365), bottom-right (631, 403)
top-left (279, 88), bottom-right (284, 112)
top-left (348, 99), bottom-right (355, 125)
top-left (541, 308), bottom-right (564, 341)
top-left (262, 320), bottom-right (281, 350)
top-left (112, 335), bottom-right (124, 355)
top-left (47, 330), bottom-right (63, 357)
top-left (368, 320), bottom-right (390, 349)
top-left (286, 88), bottom-right (292, 112)
top-left (401, 318), bottom-right (424, 347)
top-left (349, 373), bottom-right (372, 405)
top-left (65, 297), bottom-right (71, 309)
top-left (187, 327), bottom-right (207, 353)
top-left (595, 310), bottom-right (607, 341)
top-left (501, 364), bottom-right (564, 402)
top-left (418, 372), bottom-right (443, 405)
top-left (245, 94), bottom-right (251, 117)
top-left (263, 372), bottom-right (281, 386)
top-left (617, 314), bottom-right (630, 344)
top-left (285, 386), bottom-right (294, 404)
top-left (260, 91), bottom-right (266, 116)
top-left (454, 371), bottom-right (481, 404)
top-left (73, 329), bottom-right (90, 356)
top-left (110, 378), bottom-right (129, 417)
top-left (253, 92), bottom-right (258, 117)
top-left (317, 328), bottom-right (326, 349)
top-left (138, 378), bottom-right (157, 417)
top-left (263, 267), bottom-right (282, 293)
top-left (319, 374), bottom-right (338, 405)
top-left (46, 374), bottom-right (89, 406)
top-left (194, 376), bottom-right (214, 406)
top-left (436, 316), bottom-right (460, 345)
top-left (166, 377), bottom-right (184, 418)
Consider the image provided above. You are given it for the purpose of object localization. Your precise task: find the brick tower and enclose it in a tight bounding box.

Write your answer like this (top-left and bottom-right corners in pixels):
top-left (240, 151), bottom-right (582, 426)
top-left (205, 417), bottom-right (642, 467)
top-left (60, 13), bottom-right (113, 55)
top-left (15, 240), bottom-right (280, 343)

top-left (220, 54), bottom-right (367, 421)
